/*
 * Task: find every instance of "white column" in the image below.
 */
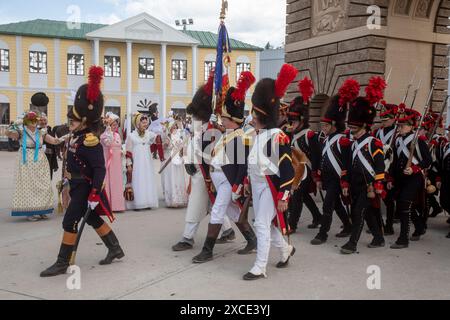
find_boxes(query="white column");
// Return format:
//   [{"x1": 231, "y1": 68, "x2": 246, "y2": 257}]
[
  {"x1": 126, "y1": 41, "x2": 133, "y2": 137},
  {"x1": 192, "y1": 45, "x2": 198, "y2": 96},
  {"x1": 54, "y1": 39, "x2": 61, "y2": 125},
  {"x1": 16, "y1": 36, "x2": 23, "y2": 116},
  {"x1": 94, "y1": 39, "x2": 100, "y2": 66},
  {"x1": 161, "y1": 43, "x2": 167, "y2": 118}
]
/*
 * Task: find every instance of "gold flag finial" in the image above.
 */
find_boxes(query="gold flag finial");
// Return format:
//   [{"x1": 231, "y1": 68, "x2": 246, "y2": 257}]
[{"x1": 220, "y1": 0, "x2": 228, "y2": 21}]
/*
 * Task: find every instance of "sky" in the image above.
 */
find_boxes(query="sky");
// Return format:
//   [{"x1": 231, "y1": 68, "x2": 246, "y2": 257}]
[{"x1": 0, "y1": 0, "x2": 287, "y2": 47}]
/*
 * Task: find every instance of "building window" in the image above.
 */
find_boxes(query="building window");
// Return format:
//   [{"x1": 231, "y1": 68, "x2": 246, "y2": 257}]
[
  {"x1": 171, "y1": 59, "x2": 187, "y2": 80},
  {"x1": 0, "y1": 49, "x2": 10, "y2": 72},
  {"x1": 138, "y1": 57, "x2": 155, "y2": 79},
  {"x1": 204, "y1": 61, "x2": 216, "y2": 81},
  {"x1": 236, "y1": 63, "x2": 251, "y2": 81},
  {"x1": 104, "y1": 56, "x2": 121, "y2": 77},
  {"x1": 67, "y1": 54, "x2": 84, "y2": 76},
  {"x1": 29, "y1": 51, "x2": 47, "y2": 74},
  {"x1": 0, "y1": 103, "x2": 10, "y2": 124},
  {"x1": 104, "y1": 106, "x2": 121, "y2": 121}
]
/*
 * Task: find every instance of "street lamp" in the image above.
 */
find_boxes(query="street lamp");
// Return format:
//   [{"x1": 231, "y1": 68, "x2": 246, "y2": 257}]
[{"x1": 175, "y1": 18, "x2": 194, "y2": 30}]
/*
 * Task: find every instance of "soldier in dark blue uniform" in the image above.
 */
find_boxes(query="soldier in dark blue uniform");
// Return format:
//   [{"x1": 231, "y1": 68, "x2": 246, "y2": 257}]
[
  {"x1": 40, "y1": 66, "x2": 124, "y2": 277},
  {"x1": 372, "y1": 103, "x2": 398, "y2": 235},
  {"x1": 390, "y1": 108, "x2": 432, "y2": 248},
  {"x1": 286, "y1": 83, "x2": 322, "y2": 231},
  {"x1": 436, "y1": 126, "x2": 450, "y2": 237},
  {"x1": 311, "y1": 95, "x2": 353, "y2": 245},
  {"x1": 341, "y1": 96, "x2": 386, "y2": 254}
]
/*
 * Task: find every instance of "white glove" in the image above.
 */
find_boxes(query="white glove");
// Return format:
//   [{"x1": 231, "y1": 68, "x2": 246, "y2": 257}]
[
  {"x1": 209, "y1": 114, "x2": 218, "y2": 123},
  {"x1": 88, "y1": 201, "x2": 99, "y2": 210},
  {"x1": 231, "y1": 184, "x2": 243, "y2": 202}
]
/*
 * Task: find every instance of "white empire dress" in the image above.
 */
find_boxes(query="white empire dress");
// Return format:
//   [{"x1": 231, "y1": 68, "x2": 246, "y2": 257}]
[
  {"x1": 161, "y1": 129, "x2": 188, "y2": 208},
  {"x1": 126, "y1": 129, "x2": 159, "y2": 210}
]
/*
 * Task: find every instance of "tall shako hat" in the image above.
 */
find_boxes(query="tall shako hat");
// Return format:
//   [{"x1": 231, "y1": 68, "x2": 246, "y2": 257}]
[
  {"x1": 288, "y1": 77, "x2": 314, "y2": 127},
  {"x1": 379, "y1": 101, "x2": 398, "y2": 120},
  {"x1": 68, "y1": 66, "x2": 104, "y2": 127},
  {"x1": 422, "y1": 111, "x2": 443, "y2": 130},
  {"x1": 223, "y1": 71, "x2": 256, "y2": 124},
  {"x1": 397, "y1": 104, "x2": 421, "y2": 127},
  {"x1": 348, "y1": 76, "x2": 387, "y2": 128},
  {"x1": 321, "y1": 78, "x2": 360, "y2": 126},
  {"x1": 251, "y1": 64, "x2": 298, "y2": 129},
  {"x1": 186, "y1": 70, "x2": 214, "y2": 122}
]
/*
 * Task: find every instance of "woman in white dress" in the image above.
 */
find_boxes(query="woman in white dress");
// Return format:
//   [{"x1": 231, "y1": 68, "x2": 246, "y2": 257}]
[
  {"x1": 7, "y1": 109, "x2": 67, "y2": 221},
  {"x1": 125, "y1": 113, "x2": 159, "y2": 210},
  {"x1": 161, "y1": 120, "x2": 188, "y2": 208}
]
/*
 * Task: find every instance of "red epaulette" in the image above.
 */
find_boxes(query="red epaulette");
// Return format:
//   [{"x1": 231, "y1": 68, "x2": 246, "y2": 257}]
[
  {"x1": 307, "y1": 130, "x2": 316, "y2": 139},
  {"x1": 339, "y1": 137, "x2": 351, "y2": 147},
  {"x1": 419, "y1": 135, "x2": 427, "y2": 141},
  {"x1": 275, "y1": 132, "x2": 291, "y2": 145}
]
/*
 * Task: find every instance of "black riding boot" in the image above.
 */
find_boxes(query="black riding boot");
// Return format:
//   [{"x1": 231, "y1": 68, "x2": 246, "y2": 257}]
[
  {"x1": 40, "y1": 243, "x2": 73, "y2": 277},
  {"x1": 236, "y1": 222, "x2": 257, "y2": 254},
  {"x1": 192, "y1": 224, "x2": 222, "y2": 263},
  {"x1": 99, "y1": 231, "x2": 125, "y2": 265}
]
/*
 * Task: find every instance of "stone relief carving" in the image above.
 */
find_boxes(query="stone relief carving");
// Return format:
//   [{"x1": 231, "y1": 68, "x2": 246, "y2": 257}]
[
  {"x1": 394, "y1": 0, "x2": 413, "y2": 16},
  {"x1": 312, "y1": 0, "x2": 349, "y2": 36},
  {"x1": 414, "y1": 0, "x2": 433, "y2": 19}
]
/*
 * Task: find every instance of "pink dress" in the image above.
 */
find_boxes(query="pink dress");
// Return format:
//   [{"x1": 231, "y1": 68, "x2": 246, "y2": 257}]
[{"x1": 101, "y1": 129, "x2": 126, "y2": 212}]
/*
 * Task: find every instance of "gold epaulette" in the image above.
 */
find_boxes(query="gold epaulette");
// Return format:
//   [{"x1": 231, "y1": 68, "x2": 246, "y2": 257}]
[{"x1": 83, "y1": 133, "x2": 100, "y2": 147}]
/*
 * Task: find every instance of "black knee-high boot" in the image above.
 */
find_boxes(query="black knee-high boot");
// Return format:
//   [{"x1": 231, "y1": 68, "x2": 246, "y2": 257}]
[
  {"x1": 192, "y1": 224, "x2": 222, "y2": 263},
  {"x1": 98, "y1": 230, "x2": 125, "y2": 265},
  {"x1": 40, "y1": 233, "x2": 74, "y2": 277},
  {"x1": 235, "y1": 222, "x2": 257, "y2": 254}
]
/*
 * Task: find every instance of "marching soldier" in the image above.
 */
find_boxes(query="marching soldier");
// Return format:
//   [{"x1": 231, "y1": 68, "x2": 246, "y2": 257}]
[
  {"x1": 436, "y1": 126, "x2": 450, "y2": 237},
  {"x1": 390, "y1": 108, "x2": 432, "y2": 248},
  {"x1": 192, "y1": 71, "x2": 257, "y2": 263},
  {"x1": 172, "y1": 73, "x2": 235, "y2": 252},
  {"x1": 286, "y1": 78, "x2": 323, "y2": 231},
  {"x1": 311, "y1": 94, "x2": 353, "y2": 245},
  {"x1": 243, "y1": 64, "x2": 297, "y2": 280},
  {"x1": 422, "y1": 112, "x2": 444, "y2": 218},
  {"x1": 372, "y1": 102, "x2": 399, "y2": 235},
  {"x1": 341, "y1": 78, "x2": 387, "y2": 254},
  {"x1": 40, "y1": 66, "x2": 124, "y2": 277}
]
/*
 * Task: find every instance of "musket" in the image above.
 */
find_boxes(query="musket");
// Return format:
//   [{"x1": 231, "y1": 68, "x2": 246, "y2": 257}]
[
  {"x1": 405, "y1": 78, "x2": 437, "y2": 169},
  {"x1": 158, "y1": 135, "x2": 188, "y2": 174},
  {"x1": 402, "y1": 67, "x2": 418, "y2": 104},
  {"x1": 427, "y1": 94, "x2": 449, "y2": 146},
  {"x1": 410, "y1": 78, "x2": 422, "y2": 108}
]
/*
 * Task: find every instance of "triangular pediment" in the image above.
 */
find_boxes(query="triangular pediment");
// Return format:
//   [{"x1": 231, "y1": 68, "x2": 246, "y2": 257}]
[{"x1": 86, "y1": 12, "x2": 199, "y2": 46}]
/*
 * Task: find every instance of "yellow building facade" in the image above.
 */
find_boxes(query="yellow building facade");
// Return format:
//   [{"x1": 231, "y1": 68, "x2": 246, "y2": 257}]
[{"x1": 0, "y1": 13, "x2": 262, "y2": 127}]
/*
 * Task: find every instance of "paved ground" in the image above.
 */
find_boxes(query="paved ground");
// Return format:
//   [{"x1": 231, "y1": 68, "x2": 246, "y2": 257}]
[{"x1": 0, "y1": 151, "x2": 450, "y2": 300}]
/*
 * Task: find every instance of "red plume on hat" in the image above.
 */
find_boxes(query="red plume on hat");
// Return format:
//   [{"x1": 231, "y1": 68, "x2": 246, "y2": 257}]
[
  {"x1": 232, "y1": 71, "x2": 256, "y2": 102},
  {"x1": 203, "y1": 69, "x2": 215, "y2": 97},
  {"x1": 338, "y1": 78, "x2": 360, "y2": 108},
  {"x1": 87, "y1": 66, "x2": 104, "y2": 104},
  {"x1": 275, "y1": 64, "x2": 298, "y2": 98},
  {"x1": 298, "y1": 76, "x2": 314, "y2": 105},
  {"x1": 365, "y1": 76, "x2": 387, "y2": 105}
]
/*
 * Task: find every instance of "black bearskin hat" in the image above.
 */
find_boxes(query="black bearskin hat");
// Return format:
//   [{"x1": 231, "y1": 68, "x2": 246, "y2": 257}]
[
  {"x1": 223, "y1": 71, "x2": 255, "y2": 124},
  {"x1": 251, "y1": 64, "x2": 298, "y2": 129},
  {"x1": 186, "y1": 71, "x2": 214, "y2": 122},
  {"x1": 321, "y1": 95, "x2": 348, "y2": 131},
  {"x1": 348, "y1": 97, "x2": 376, "y2": 128},
  {"x1": 31, "y1": 92, "x2": 49, "y2": 107},
  {"x1": 68, "y1": 66, "x2": 104, "y2": 127}
]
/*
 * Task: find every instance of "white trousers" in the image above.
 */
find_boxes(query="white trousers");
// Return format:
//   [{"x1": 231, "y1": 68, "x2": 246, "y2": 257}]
[
  {"x1": 249, "y1": 174, "x2": 290, "y2": 276},
  {"x1": 210, "y1": 171, "x2": 241, "y2": 225}
]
